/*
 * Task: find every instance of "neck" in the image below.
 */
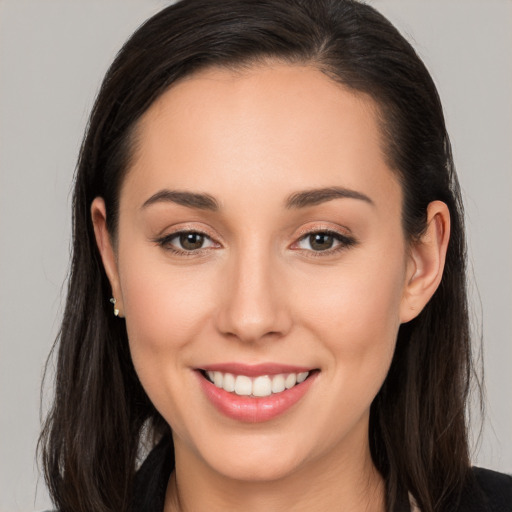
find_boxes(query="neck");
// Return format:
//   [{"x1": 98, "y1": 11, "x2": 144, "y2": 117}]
[{"x1": 164, "y1": 428, "x2": 385, "y2": 512}]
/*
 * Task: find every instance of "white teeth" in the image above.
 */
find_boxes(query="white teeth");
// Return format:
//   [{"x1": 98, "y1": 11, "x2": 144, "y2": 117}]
[
  {"x1": 297, "y1": 371, "x2": 308, "y2": 383},
  {"x1": 234, "y1": 375, "x2": 252, "y2": 396},
  {"x1": 213, "y1": 371, "x2": 223, "y2": 388},
  {"x1": 271, "y1": 374, "x2": 286, "y2": 393},
  {"x1": 223, "y1": 372, "x2": 236, "y2": 392},
  {"x1": 206, "y1": 370, "x2": 310, "y2": 396},
  {"x1": 285, "y1": 373, "x2": 297, "y2": 389},
  {"x1": 252, "y1": 376, "x2": 272, "y2": 397}
]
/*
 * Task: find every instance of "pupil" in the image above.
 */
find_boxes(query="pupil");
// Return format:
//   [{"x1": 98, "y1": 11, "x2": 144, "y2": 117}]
[
  {"x1": 180, "y1": 233, "x2": 204, "y2": 250},
  {"x1": 310, "y1": 233, "x2": 333, "y2": 251}
]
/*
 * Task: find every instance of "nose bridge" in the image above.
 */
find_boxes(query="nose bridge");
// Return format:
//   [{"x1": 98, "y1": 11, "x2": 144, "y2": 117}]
[{"x1": 216, "y1": 239, "x2": 289, "y2": 342}]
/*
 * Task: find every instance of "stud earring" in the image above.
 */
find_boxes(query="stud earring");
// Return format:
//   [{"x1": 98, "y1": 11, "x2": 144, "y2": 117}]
[{"x1": 110, "y1": 297, "x2": 120, "y2": 317}]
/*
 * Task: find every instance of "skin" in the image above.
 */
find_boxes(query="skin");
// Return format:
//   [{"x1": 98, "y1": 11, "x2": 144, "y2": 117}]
[{"x1": 92, "y1": 63, "x2": 450, "y2": 511}]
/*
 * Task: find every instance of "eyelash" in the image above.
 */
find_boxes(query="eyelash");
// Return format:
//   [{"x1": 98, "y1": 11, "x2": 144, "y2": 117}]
[
  {"x1": 153, "y1": 229, "x2": 357, "y2": 257},
  {"x1": 153, "y1": 229, "x2": 218, "y2": 257},
  {"x1": 293, "y1": 229, "x2": 357, "y2": 257}
]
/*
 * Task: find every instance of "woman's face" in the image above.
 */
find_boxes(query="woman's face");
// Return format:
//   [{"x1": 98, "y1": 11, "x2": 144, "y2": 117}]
[{"x1": 97, "y1": 64, "x2": 422, "y2": 481}]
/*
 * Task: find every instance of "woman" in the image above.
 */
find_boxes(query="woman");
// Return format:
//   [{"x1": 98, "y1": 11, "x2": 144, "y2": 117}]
[{"x1": 39, "y1": 0, "x2": 512, "y2": 511}]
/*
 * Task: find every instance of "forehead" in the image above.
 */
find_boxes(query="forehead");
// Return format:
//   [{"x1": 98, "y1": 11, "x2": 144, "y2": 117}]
[
  {"x1": 136, "y1": 63, "x2": 382, "y2": 158},
  {"x1": 123, "y1": 63, "x2": 400, "y2": 215}
]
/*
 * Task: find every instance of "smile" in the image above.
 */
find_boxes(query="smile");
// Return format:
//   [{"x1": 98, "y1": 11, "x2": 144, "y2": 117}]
[
  {"x1": 204, "y1": 370, "x2": 309, "y2": 397},
  {"x1": 196, "y1": 364, "x2": 318, "y2": 422}
]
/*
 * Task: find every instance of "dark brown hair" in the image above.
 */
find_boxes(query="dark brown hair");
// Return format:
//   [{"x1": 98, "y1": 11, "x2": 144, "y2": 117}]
[{"x1": 40, "y1": 1, "x2": 474, "y2": 511}]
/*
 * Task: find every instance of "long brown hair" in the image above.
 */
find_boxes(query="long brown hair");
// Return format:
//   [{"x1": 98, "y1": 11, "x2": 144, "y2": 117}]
[{"x1": 40, "y1": 1, "x2": 475, "y2": 510}]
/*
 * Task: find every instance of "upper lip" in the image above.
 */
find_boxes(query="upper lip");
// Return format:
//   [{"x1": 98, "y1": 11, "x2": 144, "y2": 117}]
[{"x1": 197, "y1": 362, "x2": 314, "y2": 377}]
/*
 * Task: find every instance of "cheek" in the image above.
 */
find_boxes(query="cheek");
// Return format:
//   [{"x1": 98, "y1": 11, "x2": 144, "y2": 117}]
[
  {"x1": 117, "y1": 244, "x2": 217, "y2": 377},
  {"x1": 300, "y1": 249, "x2": 405, "y2": 335},
  {"x1": 117, "y1": 252, "x2": 221, "y2": 435},
  {"x1": 297, "y1": 248, "x2": 405, "y2": 385}
]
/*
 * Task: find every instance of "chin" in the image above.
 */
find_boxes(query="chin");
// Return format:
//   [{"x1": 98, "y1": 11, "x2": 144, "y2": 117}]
[
  {"x1": 197, "y1": 433, "x2": 310, "y2": 482},
  {"x1": 212, "y1": 455, "x2": 303, "y2": 483}
]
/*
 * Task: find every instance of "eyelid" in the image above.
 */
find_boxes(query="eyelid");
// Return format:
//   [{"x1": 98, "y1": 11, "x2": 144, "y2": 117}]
[
  {"x1": 291, "y1": 221, "x2": 355, "y2": 245},
  {"x1": 290, "y1": 225, "x2": 357, "y2": 255},
  {"x1": 152, "y1": 225, "x2": 223, "y2": 255},
  {"x1": 154, "y1": 220, "x2": 225, "y2": 243},
  {"x1": 294, "y1": 223, "x2": 352, "y2": 239}
]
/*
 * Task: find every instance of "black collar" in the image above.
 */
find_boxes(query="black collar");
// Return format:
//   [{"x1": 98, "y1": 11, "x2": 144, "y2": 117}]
[{"x1": 132, "y1": 435, "x2": 174, "y2": 512}]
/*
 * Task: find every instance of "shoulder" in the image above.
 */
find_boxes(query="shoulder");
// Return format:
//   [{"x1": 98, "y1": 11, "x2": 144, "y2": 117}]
[{"x1": 471, "y1": 467, "x2": 512, "y2": 512}]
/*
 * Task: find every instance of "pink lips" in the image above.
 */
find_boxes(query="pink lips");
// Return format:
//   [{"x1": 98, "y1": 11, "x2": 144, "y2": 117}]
[{"x1": 196, "y1": 363, "x2": 317, "y2": 423}]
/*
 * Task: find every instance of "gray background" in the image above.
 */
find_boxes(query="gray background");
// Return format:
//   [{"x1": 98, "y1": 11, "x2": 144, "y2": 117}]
[{"x1": 0, "y1": 1, "x2": 510, "y2": 510}]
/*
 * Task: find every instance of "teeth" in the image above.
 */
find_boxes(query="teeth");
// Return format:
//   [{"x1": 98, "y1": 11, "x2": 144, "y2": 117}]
[
  {"x1": 253, "y1": 376, "x2": 272, "y2": 397},
  {"x1": 271, "y1": 374, "x2": 285, "y2": 393},
  {"x1": 205, "y1": 370, "x2": 310, "y2": 396},
  {"x1": 223, "y1": 372, "x2": 236, "y2": 392},
  {"x1": 234, "y1": 375, "x2": 252, "y2": 395},
  {"x1": 285, "y1": 373, "x2": 296, "y2": 389},
  {"x1": 213, "y1": 371, "x2": 223, "y2": 388},
  {"x1": 297, "y1": 372, "x2": 308, "y2": 383}
]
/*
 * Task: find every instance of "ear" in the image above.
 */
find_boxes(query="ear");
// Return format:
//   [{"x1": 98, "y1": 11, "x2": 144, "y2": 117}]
[
  {"x1": 400, "y1": 200, "x2": 450, "y2": 323},
  {"x1": 91, "y1": 197, "x2": 124, "y2": 317}
]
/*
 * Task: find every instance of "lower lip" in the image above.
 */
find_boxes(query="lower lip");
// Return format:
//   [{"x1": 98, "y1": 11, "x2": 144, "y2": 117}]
[{"x1": 196, "y1": 371, "x2": 318, "y2": 423}]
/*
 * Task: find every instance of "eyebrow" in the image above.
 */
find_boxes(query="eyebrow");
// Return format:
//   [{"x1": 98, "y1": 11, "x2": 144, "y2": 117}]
[
  {"x1": 141, "y1": 189, "x2": 219, "y2": 211},
  {"x1": 285, "y1": 186, "x2": 374, "y2": 209},
  {"x1": 141, "y1": 186, "x2": 373, "y2": 212}
]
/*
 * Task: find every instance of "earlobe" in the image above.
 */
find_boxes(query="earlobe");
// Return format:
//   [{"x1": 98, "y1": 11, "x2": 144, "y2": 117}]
[
  {"x1": 91, "y1": 197, "x2": 124, "y2": 317},
  {"x1": 400, "y1": 200, "x2": 450, "y2": 323}
]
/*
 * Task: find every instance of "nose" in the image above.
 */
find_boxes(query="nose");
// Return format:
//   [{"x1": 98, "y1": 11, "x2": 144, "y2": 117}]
[{"x1": 215, "y1": 245, "x2": 292, "y2": 343}]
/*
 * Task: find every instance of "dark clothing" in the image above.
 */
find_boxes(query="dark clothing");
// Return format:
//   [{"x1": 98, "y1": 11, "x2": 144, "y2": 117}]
[
  {"x1": 469, "y1": 468, "x2": 512, "y2": 512},
  {"x1": 132, "y1": 435, "x2": 175, "y2": 512},
  {"x1": 132, "y1": 436, "x2": 512, "y2": 511}
]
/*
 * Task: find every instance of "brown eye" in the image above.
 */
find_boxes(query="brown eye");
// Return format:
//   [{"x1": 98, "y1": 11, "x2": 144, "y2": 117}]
[
  {"x1": 156, "y1": 230, "x2": 217, "y2": 253},
  {"x1": 179, "y1": 232, "x2": 205, "y2": 250},
  {"x1": 309, "y1": 233, "x2": 334, "y2": 251},
  {"x1": 294, "y1": 230, "x2": 356, "y2": 254}
]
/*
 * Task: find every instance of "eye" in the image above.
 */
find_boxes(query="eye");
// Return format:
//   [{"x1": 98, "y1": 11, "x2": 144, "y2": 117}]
[
  {"x1": 176, "y1": 232, "x2": 209, "y2": 251},
  {"x1": 156, "y1": 230, "x2": 218, "y2": 253},
  {"x1": 294, "y1": 230, "x2": 356, "y2": 253}
]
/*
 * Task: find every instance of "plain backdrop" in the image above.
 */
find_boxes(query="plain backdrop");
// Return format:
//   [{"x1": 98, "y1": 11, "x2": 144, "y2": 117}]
[{"x1": 0, "y1": 1, "x2": 510, "y2": 510}]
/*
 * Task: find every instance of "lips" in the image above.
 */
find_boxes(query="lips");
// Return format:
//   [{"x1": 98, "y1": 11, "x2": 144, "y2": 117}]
[{"x1": 196, "y1": 363, "x2": 318, "y2": 422}]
